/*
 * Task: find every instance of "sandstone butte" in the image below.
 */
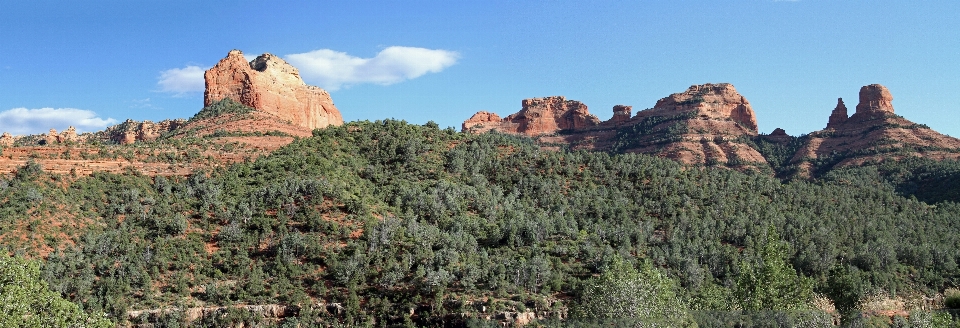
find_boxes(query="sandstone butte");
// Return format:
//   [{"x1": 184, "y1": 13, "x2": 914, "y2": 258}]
[
  {"x1": 463, "y1": 83, "x2": 768, "y2": 168},
  {"x1": 0, "y1": 49, "x2": 346, "y2": 177},
  {"x1": 790, "y1": 84, "x2": 960, "y2": 173},
  {"x1": 204, "y1": 49, "x2": 343, "y2": 130}
]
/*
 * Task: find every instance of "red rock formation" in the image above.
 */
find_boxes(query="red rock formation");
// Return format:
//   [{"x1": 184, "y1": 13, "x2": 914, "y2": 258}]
[
  {"x1": 204, "y1": 50, "x2": 343, "y2": 130},
  {"x1": 44, "y1": 129, "x2": 58, "y2": 145},
  {"x1": 462, "y1": 96, "x2": 600, "y2": 136},
  {"x1": 0, "y1": 132, "x2": 12, "y2": 146},
  {"x1": 98, "y1": 119, "x2": 186, "y2": 145},
  {"x1": 854, "y1": 84, "x2": 894, "y2": 115},
  {"x1": 623, "y1": 84, "x2": 766, "y2": 166},
  {"x1": 461, "y1": 111, "x2": 503, "y2": 133},
  {"x1": 827, "y1": 98, "x2": 848, "y2": 129},
  {"x1": 610, "y1": 105, "x2": 632, "y2": 124},
  {"x1": 762, "y1": 128, "x2": 793, "y2": 144},
  {"x1": 463, "y1": 84, "x2": 768, "y2": 170},
  {"x1": 642, "y1": 83, "x2": 758, "y2": 132},
  {"x1": 57, "y1": 126, "x2": 79, "y2": 143},
  {"x1": 790, "y1": 84, "x2": 960, "y2": 175}
]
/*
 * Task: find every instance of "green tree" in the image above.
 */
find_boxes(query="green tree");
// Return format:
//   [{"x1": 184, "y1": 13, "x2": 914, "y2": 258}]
[
  {"x1": 824, "y1": 264, "x2": 869, "y2": 326},
  {"x1": 573, "y1": 256, "x2": 698, "y2": 327},
  {"x1": 735, "y1": 228, "x2": 814, "y2": 311},
  {"x1": 0, "y1": 254, "x2": 112, "y2": 328}
]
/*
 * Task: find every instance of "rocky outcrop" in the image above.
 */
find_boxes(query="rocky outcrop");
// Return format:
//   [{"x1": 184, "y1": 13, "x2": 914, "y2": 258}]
[
  {"x1": 204, "y1": 50, "x2": 343, "y2": 130},
  {"x1": 641, "y1": 83, "x2": 758, "y2": 132},
  {"x1": 44, "y1": 129, "x2": 59, "y2": 145},
  {"x1": 59, "y1": 126, "x2": 79, "y2": 143},
  {"x1": 0, "y1": 132, "x2": 15, "y2": 146},
  {"x1": 610, "y1": 105, "x2": 632, "y2": 124},
  {"x1": 827, "y1": 98, "x2": 848, "y2": 129},
  {"x1": 97, "y1": 119, "x2": 185, "y2": 145},
  {"x1": 37, "y1": 128, "x2": 81, "y2": 145},
  {"x1": 462, "y1": 111, "x2": 503, "y2": 133},
  {"x1": 462, "y1": 96, "x2": 600, "y2": 136},
  {"x1": 762, "y1": 128, "x2": 794, "y2": 145},
  {"x1": 463, "y1": 83, "x2": 768, "y2": 169},
  {"x1": 790, "y1": 84, "x2": 960, "y2": 175},
  {"x1": 855, "y1": 84, "x2": 894, "y2": 115}
]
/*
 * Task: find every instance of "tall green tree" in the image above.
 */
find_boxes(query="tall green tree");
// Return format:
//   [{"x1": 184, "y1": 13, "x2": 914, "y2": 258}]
[
  {"x1": 1, "y1": 254, "x2": 112, "y2": 328},
  {"x1": 735, "y1": 228, "x2": 814, "y2": 311}
]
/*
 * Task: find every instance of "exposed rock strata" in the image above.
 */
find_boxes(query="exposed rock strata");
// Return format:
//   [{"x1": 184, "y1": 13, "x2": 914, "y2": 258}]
[
  {"x1": 790, "y1": 84, "x2": 960, "y2": 175},
  {"x1": 642, "y1": 83, "x2": 758, "y2": 132},
  {"x1": 609, "y1": 105, "x2": 632, "y2": 124},
  {"x1": 463, "y1": 96, "x2": 600, "y2": 136},
  {"x1": 96, "y1": 119, "x2": 186, "y2": 145},
  {"x1": 461, "y1": 111, "x2": 503, "y2": 134},
  {"x1": 204, "y1": 50, "x2": 343, "y2": 130},
  {"x1": 463, "y1": 83, "x2": 766, "y2": 168},
  {"x1": 855, "y1": 84, "x2": 895, "y2": 114}
]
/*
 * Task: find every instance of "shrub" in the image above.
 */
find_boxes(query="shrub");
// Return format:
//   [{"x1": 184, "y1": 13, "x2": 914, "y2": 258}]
[
  {"x1": 190, "y1": 98, "x2": 254, "y2": 121},
  {"x1": 945, "y1": 289, "x2": 960, "y2": 309}
]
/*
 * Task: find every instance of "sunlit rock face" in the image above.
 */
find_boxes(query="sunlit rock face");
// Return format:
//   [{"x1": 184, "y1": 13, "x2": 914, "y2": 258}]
[{"x1": 204, "y1": 50, "x2": 343, "y2": 130}]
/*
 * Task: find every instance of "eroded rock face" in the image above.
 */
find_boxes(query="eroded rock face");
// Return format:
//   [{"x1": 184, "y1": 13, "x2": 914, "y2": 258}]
[
  {"x1": 462, "y1": 96, "x2": 600, "y2": 135},
  {"x1": 98, "y1": 119, "x2": 186, "y2": 145},
  {"x1": 461, "y1": 111, "x2": 503, "y2": 133},
  {"x1": 789, "y1": 84, "x2": 960, "y2": 175},
  {"x1": 610, "y1": 105, "x2": 632, "y2": 123},
  {"x1": 204, "y1": 50, "x2": 343, "y2": 130},
  {"x1": 57, "y1": 126, "x2": 80, "y2": 143},
  {"x1": 827, "y1": 98, "x2": 848, "y2": 129},
  {"x1": 460, "y1": 83, "x2": 768, "y2": 169},
  {"x1": 0, "y1": 132, "x2": 13, "y2": 146},
  {"x1": 646, "y1": 83, "x2": 758, "y2": 132},
  {"x1": 44, "y1": 129, "x2": 59, "y2": 145},
  {"x1": 855, "y1": 84, "x2": 894, "y2": 115}
]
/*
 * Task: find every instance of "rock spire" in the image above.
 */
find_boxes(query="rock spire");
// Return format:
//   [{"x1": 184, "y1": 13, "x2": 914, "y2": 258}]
[{"x1": 827, "y1": 98, "x2": 848, "y2": 129}]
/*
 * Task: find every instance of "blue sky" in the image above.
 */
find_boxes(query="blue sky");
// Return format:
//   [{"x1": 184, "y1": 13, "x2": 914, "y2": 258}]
[{"x1": 2, "y1": 1, "x2": 959, "y2": 137}]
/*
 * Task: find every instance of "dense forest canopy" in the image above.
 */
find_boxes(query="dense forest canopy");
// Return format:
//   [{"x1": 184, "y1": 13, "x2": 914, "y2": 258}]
[{"x1": 2, "y1": 119, "x2": 960, "y2": 327}]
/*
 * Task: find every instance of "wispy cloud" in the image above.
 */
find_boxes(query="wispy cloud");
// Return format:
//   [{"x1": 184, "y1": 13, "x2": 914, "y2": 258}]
[
  {"x1": 157, "y1": 65, "x2": 206, "y2": 95},
  {"x1": 285, "y1": 46, "x2": 460, "y2": 90},
  {"x1": 128, "y1": 98, "x2": 160, "y2": 110},
  {"x1": 156, "y1": 46, "x2": 459, "y2": 94},
  {"x1": 0, "y1": 107, "x2": 117, "y2": 135}
]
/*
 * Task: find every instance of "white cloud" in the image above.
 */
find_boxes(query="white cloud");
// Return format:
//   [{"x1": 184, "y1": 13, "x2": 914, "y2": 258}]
[
  {"x1": 155, "y1": 46, "x2": 459, "y2": 94},
  {"x1": 0, "y1": 108, "x2": 117, "y2": 135},
  {"x1": 128, "y1": 98, "x2": 159, "y2": 110},
  {"x1": 285, "y1": 46, "x2": 460, "y2": 90},
  {"x1": 157, "y1": 65, "x2": 206, "y2": 95}
]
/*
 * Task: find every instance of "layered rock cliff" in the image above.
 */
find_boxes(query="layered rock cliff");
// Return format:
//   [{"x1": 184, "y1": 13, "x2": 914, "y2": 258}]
[
  {"x1": 790, "y1": 84, "x2": 960, "y2": 175},
  {"x1": 95, "y1": 119, "x2": 186, "y2": 145},
  {"x1": 204, "y1": 50, "x2": 343, "y2": 130},
  {"x1": 641, "y1": 83, "x2": 758, "y2": 132},
  {"x1": 462, "y1": 96, "x2": 600, "y2": 135},
  {"x1": 462, "y1": 83, "x2": 767, "y2": 169}
]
